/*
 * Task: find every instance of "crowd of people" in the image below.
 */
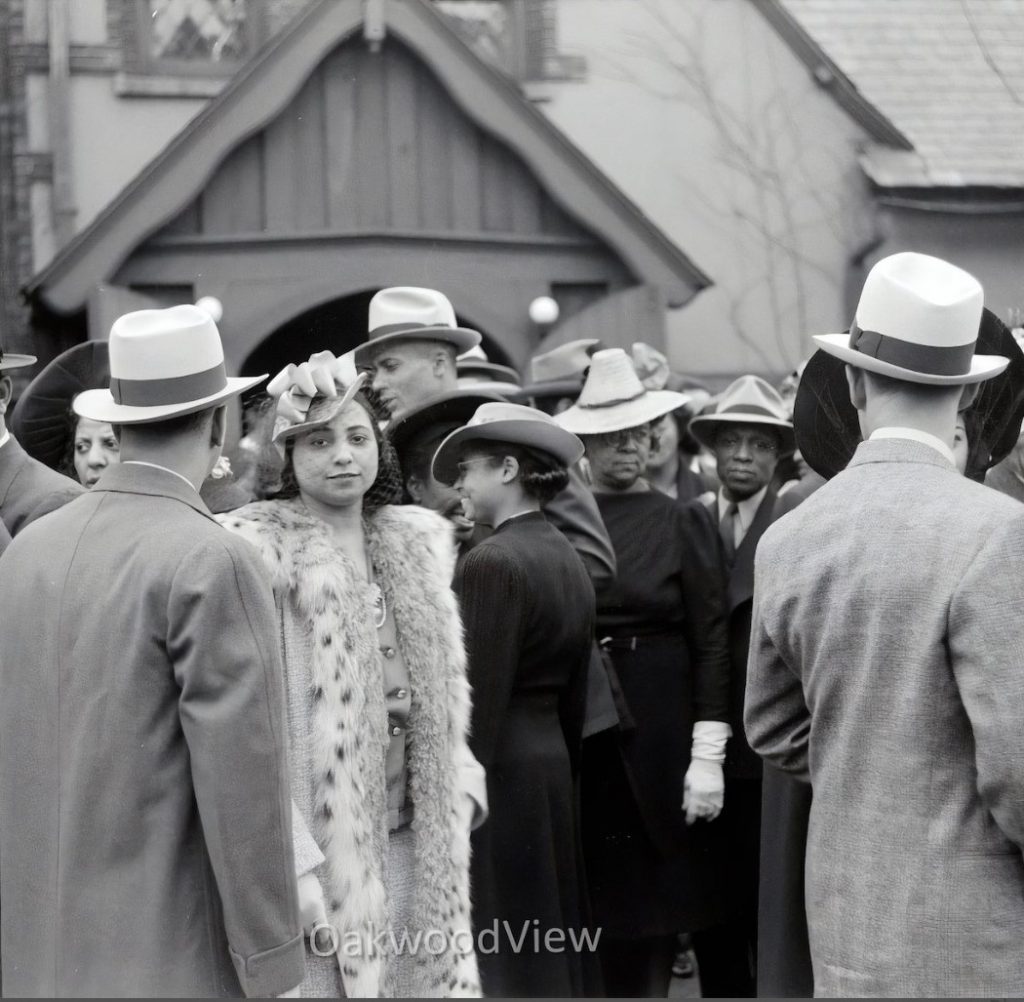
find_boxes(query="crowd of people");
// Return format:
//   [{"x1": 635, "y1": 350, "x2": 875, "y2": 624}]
[{"x1": 0, "y1": 253, "x2": 1023, "y2": 998}]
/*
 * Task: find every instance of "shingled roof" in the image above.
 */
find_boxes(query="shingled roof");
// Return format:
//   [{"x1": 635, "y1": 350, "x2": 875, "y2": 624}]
[{"x1": 774, "y1": 0, "x2": 1024, "y2": 189}]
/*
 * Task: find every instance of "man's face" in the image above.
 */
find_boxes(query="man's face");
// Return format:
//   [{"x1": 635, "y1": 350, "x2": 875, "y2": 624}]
[
  {"x1": 407, "y1": 469, "x2": 475, "y2": 543},
  {"x1": 713, "y1": 423, "x2": 780, "y2": 501},
  {"x1": 367, "y1": 341, "x2": 454, "y2": 417}
]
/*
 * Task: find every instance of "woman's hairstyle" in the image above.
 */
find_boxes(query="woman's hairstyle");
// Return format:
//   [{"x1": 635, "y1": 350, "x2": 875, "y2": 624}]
[
  {"x1": 57, "y1": 406, "x2": 80, "y2": 481},
  {"x1": 270, "y1": 389, "x2": 404, "y2": 512},
  {"x1": 464, "y1": 441, "x2": 570, "y2": 504}
]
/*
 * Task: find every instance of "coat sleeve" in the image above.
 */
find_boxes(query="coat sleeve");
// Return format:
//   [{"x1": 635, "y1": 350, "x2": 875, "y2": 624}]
[
  {"x1": 168, "y1": 536, "x2": 304, "y2": 998},
  {"x1": 453, "y1": 544, "x2": 527, "y2": 771},
  {"x1": 743, "y1": 552, "x2": 811, "y2": 781},
  {"x1": 948, "y1": 512, "x2": 1024, "y2": 850},
  {"x1": 679, "y1": 501, "x2": 731, "y2": 722},
  {"x1": 544, "y1": 465, "x2": 617, "y2": 591},
  {"x1": 0, "y1": 517, "x2": 10, "y2": 557}
]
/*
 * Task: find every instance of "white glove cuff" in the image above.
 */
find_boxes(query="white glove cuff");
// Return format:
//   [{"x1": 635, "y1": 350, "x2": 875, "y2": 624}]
[{"x1": 691, "y1": 719, "x2": 732, "y2": 763}]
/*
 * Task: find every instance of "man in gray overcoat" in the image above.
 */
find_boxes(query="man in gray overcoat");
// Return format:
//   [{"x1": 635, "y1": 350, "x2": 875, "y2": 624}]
[
  {"x1": 745, "y1": 252, "x2": 1024, "y2": 997},
  {"x1": 0, "y1": 306, "x2": 305, "y2": 997}
]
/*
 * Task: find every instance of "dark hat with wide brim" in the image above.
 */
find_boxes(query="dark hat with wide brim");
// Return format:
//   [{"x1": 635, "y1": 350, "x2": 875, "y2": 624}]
[
  {"x1": 387, "y1": 389, "x2": 506, "y2": 457},
  {"x1": 11, "y1": 341, "x2": 110, "y2": 469},
  {"x1": 795, "y1": 307, "x2": 1024, "y2": 481},
  {"x1": 432, "y1": 402, "x2": 584, "y2": 486}
]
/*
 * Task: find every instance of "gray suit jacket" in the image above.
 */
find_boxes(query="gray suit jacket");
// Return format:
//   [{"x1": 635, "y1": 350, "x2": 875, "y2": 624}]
[
  {"x1": 0, "y1": 433, "x2": 83, "y2": 535},
  {"x1": 745, "y1": 439, "x2": 1024, "y2": 997},
  {"x1": 0, "y1": 464, "x2": 303, "y2": 997}
]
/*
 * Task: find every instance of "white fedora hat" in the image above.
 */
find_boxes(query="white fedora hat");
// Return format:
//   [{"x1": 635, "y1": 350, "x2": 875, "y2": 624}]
[
  {"x1": 432, "y1": 401, "x2": 584, "y2": 485},
  {"x1": 74, "y1": 305, "x2": 266, "y2": 425},
  {"x1": 689, "y1": 375, "x2": 795, "y2": 452},
  {"x1": 553, "y1": 348, "x2": 689, "y2": 435},
  {"x1": 814, "y1": 252, "x2": 1008, "y2": 386},
  {"x1": 353, "y1": 287, "x2": 481, "y2": 367}
]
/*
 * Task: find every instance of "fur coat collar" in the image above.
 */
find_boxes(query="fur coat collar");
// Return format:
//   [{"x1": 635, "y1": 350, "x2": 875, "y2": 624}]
[{"x1": 221, "y1": 499, "x2": 480, "y2": 997}]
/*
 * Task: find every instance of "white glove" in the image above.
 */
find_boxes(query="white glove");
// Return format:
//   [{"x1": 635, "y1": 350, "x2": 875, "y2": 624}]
[
  {"x1": 682, "y1": 719, "x2": 731, "y2": 825},
  {"x1": 683, "y1": 758, "x2": 724, "y2": 824}
]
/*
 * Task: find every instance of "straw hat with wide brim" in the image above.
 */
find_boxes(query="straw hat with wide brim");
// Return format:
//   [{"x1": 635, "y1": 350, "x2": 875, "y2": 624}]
[
  {"x1": 353, "y1": 287, "x2": 481, "y2": 368},
  {"x1": 432, "y1": 401, "x2": 584, "y2": 485},
  {"x1": 689, "y1": 374, "x2": 795, "y2": 453},
  {"x1": 11, "y1": 341, "x2": 110, "y2": 469},
  {"x1": 814, "y1": 251, "x2": 1008, "y2": 387},
  {"x1": 273, "y1": 372, "x2": 371, "y2": 445},
  {"x1": 0, "y1": 348, "x2": 36, "y2": 372},
  {"x1": 553, "y1": 348, "x2": 689, "y2": 436},
  {"x1": 74, "y1": 305, "x2": 266, "y2": 425},
  {"x1": 796, "y1": 307, "x2": 1024, "y2": 482}
]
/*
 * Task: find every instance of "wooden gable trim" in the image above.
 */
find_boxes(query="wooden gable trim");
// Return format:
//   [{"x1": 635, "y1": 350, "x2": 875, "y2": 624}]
[
  {"x1": 28, "y1": 0, "x2": 708, "y2": 314},
  {"x1": 753, "y1": 0, "x2": 914, "y2": 153}
]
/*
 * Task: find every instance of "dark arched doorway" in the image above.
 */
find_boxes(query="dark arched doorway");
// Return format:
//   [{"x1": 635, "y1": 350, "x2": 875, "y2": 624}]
[{"x1": 240, "y1": 289, "x2": 513, "y2": 379}]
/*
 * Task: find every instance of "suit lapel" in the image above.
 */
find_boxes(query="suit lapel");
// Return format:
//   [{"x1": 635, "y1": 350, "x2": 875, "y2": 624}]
[
  {"x1": 727, "y1": 486, "x2": 779, "y2": 613},
  {"x1": 0, "y1": 436, "x2": 28, "y2": 506}
]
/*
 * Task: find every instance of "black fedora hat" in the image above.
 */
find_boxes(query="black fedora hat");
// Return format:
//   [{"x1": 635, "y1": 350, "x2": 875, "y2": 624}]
[
  {"x1": 11, "y1": 341, "x2": 110, "y2": 470},
  {"x1": 387, "y1": 389, "x2": 506, "y2": 458},
  {"x1": 795, "y1": 308, "x2": 1024, "y2": 483}
]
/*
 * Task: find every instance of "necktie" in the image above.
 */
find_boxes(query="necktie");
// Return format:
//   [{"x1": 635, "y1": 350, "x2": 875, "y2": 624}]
[{"x1": 720, "y1": 502, "x2": 739, "y2": 562}]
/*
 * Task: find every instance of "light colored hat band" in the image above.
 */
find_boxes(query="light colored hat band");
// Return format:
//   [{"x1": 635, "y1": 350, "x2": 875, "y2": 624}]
[
  {"x1": 850, "y1": 322, "x2": 975, "y2": 377},
  {"x1": 110, "y1": 360, "x2": 227, "y2": 407},
  {"x1": 577, "y1": 386, "x2": 646, "y2": 410}
]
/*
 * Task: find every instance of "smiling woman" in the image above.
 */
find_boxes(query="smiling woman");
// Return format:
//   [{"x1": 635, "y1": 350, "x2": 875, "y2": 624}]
[{"x1": 219, "y1": 375, "x2": 485, "y2": 998}]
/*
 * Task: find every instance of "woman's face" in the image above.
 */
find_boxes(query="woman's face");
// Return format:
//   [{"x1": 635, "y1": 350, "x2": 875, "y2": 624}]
[
  {"x1": 292, "y1": 401, "x2": 379, "y2": 510},
  {"x1": 646, "y1": 413, "x2": 679, "y2": 471},
  {"x1": 74, "y1": 417, "x2": 120, "y2": 487},
  {"x1": 953, "y1": 414, "x2": 969, "y2": 475},
  {"x1": 453, "y1": 449, "x2": 506, "y2": 527},
  {"x1": 584, "y1": 423, "x2": 652, "y2": 491}
]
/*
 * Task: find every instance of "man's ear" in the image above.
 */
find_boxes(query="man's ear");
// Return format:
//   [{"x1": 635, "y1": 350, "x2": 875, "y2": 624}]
[
  {"x1": 406, "y1": 473, "x2": 425, "y2": 503},
  {"x1": 845, "y1": 365, "x2": 867, "y2": 411},
  {"x1": 501, "y1": 455, "x2": 519, "y2": 484},
  {"x1": 957, "y1": 382, "x2": 981, "y2": 412},
  {"x1": 0, "y1": 375, "x2": 12, "y2": 417},
  {"x1": 210, "y1": 405, "x2": 227, "y2": 450}
]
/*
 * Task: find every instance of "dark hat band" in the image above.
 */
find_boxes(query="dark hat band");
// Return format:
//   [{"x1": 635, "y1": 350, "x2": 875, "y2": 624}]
[
  {"x1": 850, "y1": 322, "x2": 976, "y2": 377},
  {"x1": 110, "y1": 361, "x2": 227, "y2": 407},
  {"x1": 577, "y1": 386, "x2": 647, "y2": 410},
  {"x1": 716, "y1": 402, "x2": 783, "y2": 420}
]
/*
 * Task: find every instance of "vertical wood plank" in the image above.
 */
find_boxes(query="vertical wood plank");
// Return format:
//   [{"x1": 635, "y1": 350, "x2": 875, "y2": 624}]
[
  {"x1": 201, "y1": 135, "x2": 264, "y2": 234},
  {"x1": 416, "y1": 58, "x2": 452, "y2": 231},
  {"x1": 507, "y1": 150, "x2": 542, "y2": 234},
  {"x1": 480, "y1": 134, "x2": 513, "y2": 232},
  {"x1": 385, "y1": 42, "x2": 419, "y2": 230},
  {"x1": 292, "y1": 68, "x2": 327, "y2": 231},
  {"x1": 324, "y1": 44, "x2": 358, "y2": 229},
  {"x1": 448, "y1": 95, "x2": 481, "y2": 233},
  {"x1": 263, "y1": 88, "x2": 298, "y2": 232},
  {"x1": 353, "y1": 45, "x2": 388, "y2": 229}
]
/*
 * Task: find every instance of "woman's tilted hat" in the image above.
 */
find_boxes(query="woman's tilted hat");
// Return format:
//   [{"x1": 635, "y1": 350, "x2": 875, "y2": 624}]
[
  {"x1": 74, "y1": 305, "x2": 266, "y2": 425},
  {"x1": 353, "y1": 287, "x2": 482, "y2": 367},
  {"x1": 552, "y1": 348, "x2": 690, "y2": 435},
  {"x1": 11, "y1": 341, "x2": 110, "y2": 469},
  {"x1": 814, "y1": 252, "x2": 1008, "y2": 386},
  {"x1": 273, "y1": 372, "x2": 370, "y2": 445},
  {"x1": 796, "y1": 308, "x2": 1024, "y2": 482},
  {"x1": 432, "y1": 402, "x2": 584, "y2": 485},
  {"x1": 689, "y1": 375, "x2": 795, "y2": 453}
]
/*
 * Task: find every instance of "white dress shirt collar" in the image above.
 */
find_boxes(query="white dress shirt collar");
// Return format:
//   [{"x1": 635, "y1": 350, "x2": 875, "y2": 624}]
[
  {"x1": 869, "y1": 427, "x2": 956, "y2": 467},
  {"x1": 0, "y1": 429, "x2": 9, "y2": 451},
  {"x1": 121, "y1": 460, "x2": 199, "y2": 492},
  {"x1": 717, "y1": 485, "x2": 768, "y2": 548}
]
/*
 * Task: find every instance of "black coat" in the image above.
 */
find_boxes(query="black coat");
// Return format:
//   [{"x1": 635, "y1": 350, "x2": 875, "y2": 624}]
[{"x1": 454, "y1": 512, "x2": 596, "y2": 997}]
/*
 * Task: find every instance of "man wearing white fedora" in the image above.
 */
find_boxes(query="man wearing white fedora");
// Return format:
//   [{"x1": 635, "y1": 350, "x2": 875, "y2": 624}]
[
  {"x1": 745, "y1": 252, "x2": 1024, "y2": 997},
  {"x1": 0, "y1": 342, "x2": 83, "y2": 536},
  {"x1": 0, "y1": 306, "x2": 305, "y2": 997}
]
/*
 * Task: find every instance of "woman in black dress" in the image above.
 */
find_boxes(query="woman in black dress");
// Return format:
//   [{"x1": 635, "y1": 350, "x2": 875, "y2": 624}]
[
  {"x1": 556, "y1": 349, "x2": 732, "y2": 997},
  {"x1": 432, "y1": 402, "x2": 599, "y2": 998}
]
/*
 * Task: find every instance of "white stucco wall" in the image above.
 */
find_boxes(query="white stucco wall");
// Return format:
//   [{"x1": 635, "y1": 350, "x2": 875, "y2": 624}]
[{"x1": 540, "y1": 0, "x2": 877, "y2": 384}]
